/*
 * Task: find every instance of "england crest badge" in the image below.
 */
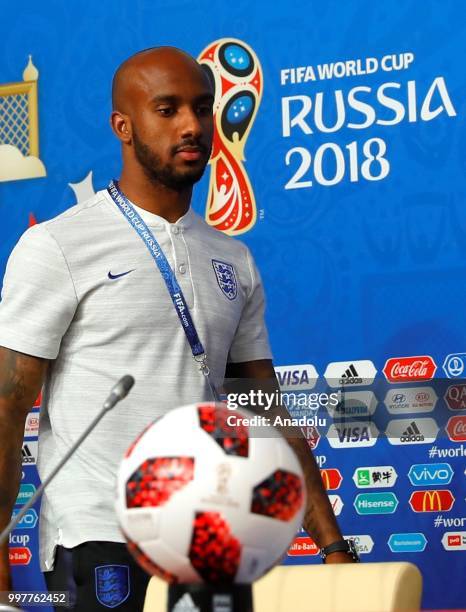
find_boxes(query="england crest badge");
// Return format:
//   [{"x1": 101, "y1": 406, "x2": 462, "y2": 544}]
[
  {"x1": 95, "y1": 565, "x2": 130, "y2": 608},
  {"x1": 212, "y1": 259, "x2": 237, "y2": 300}
]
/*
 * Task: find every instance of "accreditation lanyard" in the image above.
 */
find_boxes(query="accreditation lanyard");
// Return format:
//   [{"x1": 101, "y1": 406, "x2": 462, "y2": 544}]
[{"x1": 107, "y1": 180, "x2": 219, "y2": 401}]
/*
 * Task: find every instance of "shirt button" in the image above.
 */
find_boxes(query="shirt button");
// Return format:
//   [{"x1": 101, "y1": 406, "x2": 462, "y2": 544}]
[
  {"x1": 172, "y1": 226, "x2": 179, "y2": 235},
  {"x1": 178, "y1": 263, "x2": 186, "y2": 274}
]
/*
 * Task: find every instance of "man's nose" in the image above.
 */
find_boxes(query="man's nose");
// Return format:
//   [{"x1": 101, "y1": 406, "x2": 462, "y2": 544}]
[{"x1": 179, "y1": 107, "x2": 203, "y2": 139}]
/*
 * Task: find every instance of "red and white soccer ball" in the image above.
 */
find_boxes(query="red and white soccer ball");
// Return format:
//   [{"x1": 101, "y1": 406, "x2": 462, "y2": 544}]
[{"x1": 115, "y1": 402, "x2": 305, "y2": 584}]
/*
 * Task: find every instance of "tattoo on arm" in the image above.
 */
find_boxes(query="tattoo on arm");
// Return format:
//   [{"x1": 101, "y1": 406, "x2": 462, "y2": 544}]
[{"x1": 0, "y1": 348, "x2": 46, "y2": 408}]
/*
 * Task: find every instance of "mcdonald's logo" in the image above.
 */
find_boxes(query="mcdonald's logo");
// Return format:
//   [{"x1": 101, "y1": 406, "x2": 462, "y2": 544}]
[
  {"x1": 320, "y1": 468, "x2": 343, "y2": 490},
  {"x1": 409, "y1": 489, "x2": 455, "y2": 512}
]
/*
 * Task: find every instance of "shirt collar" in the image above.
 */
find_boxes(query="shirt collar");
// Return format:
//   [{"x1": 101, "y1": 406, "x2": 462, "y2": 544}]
[{"x1": 132, "y1": 203, "x2": 195, "y2": 230}]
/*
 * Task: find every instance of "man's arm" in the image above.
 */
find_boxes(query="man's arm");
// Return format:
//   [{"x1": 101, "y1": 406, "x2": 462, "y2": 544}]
[
  {"x1": 0, "y1": 347, "x2": 48, "y2": 588},
  {"x1": 225, "y1": 358, "x2": 354, "y2": 563}
]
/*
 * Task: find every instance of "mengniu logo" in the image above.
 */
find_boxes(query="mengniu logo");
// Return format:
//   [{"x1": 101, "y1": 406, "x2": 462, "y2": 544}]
[
  {"x1": 320, "y1": 468, "x2": 343, "y2": 490},
  {"x1": 446, "y1": 416, "x2": 466, "y2": 442},
  {"x1": 444, "y1": 384, "x2": 466, "y2": 410},
  {"x1": 383, "y1": 355, "x2": 437, "y2": 383},
  {"x1": 354, "y1": 492, "x2": 398, "y2": 515},
  {"x1": 287, "y1": 535, "x2": 319, "y2": 556},
  {"x1": 408, "y1": 463, "x2": 454, "y2": 486},
  {"x1": 198, "y1": 39, "x2": 262, "y2": 235},
  {"x1": 352, "y1": 466, "x2": 398, "y2": 488},
  {"x1": 388, "y1": 533, "x2": 427, "y2": 553},
  {"x1": 409, "y1": 490, "x2": 455, "y2": 512},
  {"x1": 9, "y1": 547, "x2": 32, "y2": 565}
]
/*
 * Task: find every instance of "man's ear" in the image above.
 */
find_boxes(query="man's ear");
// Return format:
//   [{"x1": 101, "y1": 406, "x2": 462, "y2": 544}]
[{"x1": 110, "y1": 111, "x2": 132, "y2": 144}]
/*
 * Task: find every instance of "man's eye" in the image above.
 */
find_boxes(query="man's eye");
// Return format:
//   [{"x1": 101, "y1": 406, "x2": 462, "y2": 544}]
[
  {"x1": 197, "y1": 105, "x2": 213, "y2": 116},
  {"x1": 157, "y1": 107, "x2": 174, "y2": 117}
]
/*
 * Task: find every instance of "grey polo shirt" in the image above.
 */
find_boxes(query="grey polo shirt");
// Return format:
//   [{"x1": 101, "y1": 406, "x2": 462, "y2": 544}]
[{"x1": 0, "y1": 189, "x2": 272, "y2": 570}]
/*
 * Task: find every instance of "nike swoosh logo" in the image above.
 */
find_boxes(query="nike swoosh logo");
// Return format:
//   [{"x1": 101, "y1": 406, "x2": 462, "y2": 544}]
[{"x1": 108, "y1": 269, "x2": 135, "y2": 280}]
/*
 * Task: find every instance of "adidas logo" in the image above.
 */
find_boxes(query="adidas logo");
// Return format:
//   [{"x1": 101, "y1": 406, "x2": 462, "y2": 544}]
[
  {"x1": 339, "y1": 364, "x2": 362, "y2": 386},
  {"x1": 173, "y1": 593, "x2": 200, "y2": 612},
  {"x1": 21, "y1": 443, "x2": 36, "y2": 465},
  {"x1": 400, "y1": 421, "x2": 424, "y2": 443}
]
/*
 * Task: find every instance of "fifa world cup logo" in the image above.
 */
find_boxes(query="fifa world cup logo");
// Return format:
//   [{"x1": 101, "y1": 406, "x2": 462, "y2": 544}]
[{"x1": 198, "y1": 39, "x2": 263, "y2": 235}]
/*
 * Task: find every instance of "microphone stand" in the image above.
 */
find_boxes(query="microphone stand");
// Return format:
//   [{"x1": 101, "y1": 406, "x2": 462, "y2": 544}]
[{"x1": 0, "y1": 375, "x2": 135, "y2": 547}]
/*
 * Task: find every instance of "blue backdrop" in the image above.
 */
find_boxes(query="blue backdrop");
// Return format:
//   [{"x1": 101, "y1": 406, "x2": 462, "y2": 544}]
[{"x1": 1, "y1": 1, "x2": 465, "y2": 609}]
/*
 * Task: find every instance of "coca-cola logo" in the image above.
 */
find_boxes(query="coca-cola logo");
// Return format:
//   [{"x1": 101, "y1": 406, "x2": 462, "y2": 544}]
[
  {"x1": 383, "y1": 356, "x2": 437, "y2": 383},
  {"x1": 446, "y1": 416, "x2": 466, "y2": 442}
]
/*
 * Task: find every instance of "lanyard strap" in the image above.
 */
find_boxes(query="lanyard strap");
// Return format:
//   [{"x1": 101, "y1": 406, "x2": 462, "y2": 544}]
[{"x1": 107, "y1": 180, "x2": 219, "y2": 399}]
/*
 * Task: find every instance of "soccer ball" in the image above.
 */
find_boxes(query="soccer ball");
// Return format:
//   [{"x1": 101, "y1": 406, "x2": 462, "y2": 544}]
[{"x1": 115, "y1": 402, "x2": 305, "y2": 584}]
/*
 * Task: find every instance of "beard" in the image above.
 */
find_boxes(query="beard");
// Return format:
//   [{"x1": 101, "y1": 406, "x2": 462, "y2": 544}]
[{"x1": 132, "y1": 128, "x2": 209, "y2": 191}]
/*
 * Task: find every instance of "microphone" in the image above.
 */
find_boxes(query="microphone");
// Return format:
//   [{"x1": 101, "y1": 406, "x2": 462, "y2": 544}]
[
  {"x1": 103, "y1": 375, "x2": 135, "y2": 410},
  {"x1": 0, "y1": 375, "x2": 135, "y2": 547}
]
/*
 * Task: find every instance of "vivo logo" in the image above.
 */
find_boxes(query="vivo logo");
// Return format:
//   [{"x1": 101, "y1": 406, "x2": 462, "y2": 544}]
[{"x1": 408, "y1": 463, "x2": 453, "y2": 486}]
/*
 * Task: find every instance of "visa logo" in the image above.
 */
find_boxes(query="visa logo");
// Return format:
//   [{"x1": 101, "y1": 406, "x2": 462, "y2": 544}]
[
  {"x1": 274, "y1": 364, "x2": 318, "y2": 390},
  {"x1": 337, "y1": 426, "x2": 370, "y2": 442},
  {"x1": 327, "y1": 422, "x2": 378, "y2": 448},
  {"x1": 408, "y1": 463, "x2": 453, "y2": 486}
]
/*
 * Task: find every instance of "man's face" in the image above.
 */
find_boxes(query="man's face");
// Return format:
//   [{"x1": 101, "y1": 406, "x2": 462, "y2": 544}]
[{"x1": 128, "y1": 57, "x2": 214, "y2": 191}]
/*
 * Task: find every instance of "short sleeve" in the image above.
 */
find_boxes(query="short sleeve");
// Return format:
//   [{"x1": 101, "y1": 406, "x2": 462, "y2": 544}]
[
  {"x1": 0, "y1": 224, "x2": 78, "y2": 359},
  {"x1": 228, "y1": 246, "x2": 273, "y2": 363}
]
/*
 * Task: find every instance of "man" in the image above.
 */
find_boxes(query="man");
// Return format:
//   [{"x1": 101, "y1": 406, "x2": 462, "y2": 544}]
[{"x1": 0, "y1": 47, "x2": 354, "y2": 611}]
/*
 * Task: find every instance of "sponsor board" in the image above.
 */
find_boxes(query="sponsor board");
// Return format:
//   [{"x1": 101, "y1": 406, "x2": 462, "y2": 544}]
[
  {"x1": 328, "y1": 390, "x2": 377, "y2": 418},
  {"x1": 383, "y1": 356, "x2": 436, "y2": 383},
  {"x1": 327, "y1": 421, "x2": 379, "y2": 449},
  {"x1": 302, "y1": 425, "x2": 320, "y2": 450},
  {"x1": 24, "y1": 411, "x2": 39, "y2": 437},
  {"x1": 354, "y1": 492, "x2": 398, "y2": 515},
  {"x1": 409, "y1": 490, "x2": 455, "y2": 512},
  {"x1": 275, "y1": 364, "x2": 318, "y2": 390},
  {"x1": 324, "y1": 360, "x2": 377, "y2": 388},
  {"x1": 441, "y1": 531, "x2": 466, "y2": 551},
  {"x1": 446, "y1": 416, "x2": 466, "y2": 442},
  {"x1": 408, "y1": 463, "x2": 453, "y2": 486},
  {"x1": 384, "y1": 387, "x2": 437, "y2": 414},
  {"x1": 385, "y1": 418, "x2": 438, "y2": 445},
  {"x1": 11, "y1": 508, "x2": 38, "y2": 529},
  {"x1": 442, "y1": 353, "x2": 466, "y2": 378},
  {"x1": 21, "y1": 441, "x2": 38, "y2": 465},
  {"x1": 320, "y1": 468, "x2": 343, "y2": 490},
  {"x1": 444, "y1": 384, "x2": 466, "y2": 411},
  {"x1": 328, "y1": 494, "x2": 343, "y2": 516},
  {"x1": 388, "y1": 533, "x2": 427, "y2": 553},
  {"x1": 353, "y1": 466, "x2": 397, "y2": 488},
  {"x1": 287, "y1": 536, "x2": 319, "y2": 556},
  {"x1": 9, "y1": 547, "x2": 32, "y2": 565},
  {"x1": 15, "y1": 483, "x2": 36, "y2": 505},
  {"x1": 344, "y1": 534, "x2": 374, "y2": 554}
]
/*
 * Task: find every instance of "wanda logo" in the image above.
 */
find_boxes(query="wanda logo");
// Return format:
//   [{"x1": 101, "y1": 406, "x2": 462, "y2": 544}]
[
  {"x1": 383, "y1": 356, "x2": 437, "y2": 382},
  {"x1": 446, "y1": 416, "x2": 466, "y2": 442}
]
